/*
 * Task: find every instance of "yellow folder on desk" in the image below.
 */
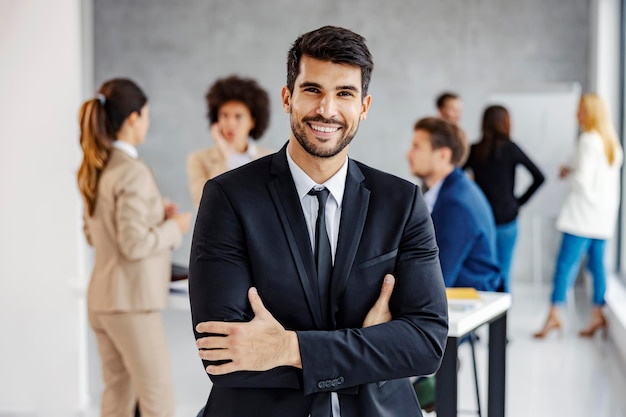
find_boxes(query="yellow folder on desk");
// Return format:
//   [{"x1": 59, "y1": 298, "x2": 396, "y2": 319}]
[{"x1": 446, "y1": 287, "x2": 481, "y2": 300}]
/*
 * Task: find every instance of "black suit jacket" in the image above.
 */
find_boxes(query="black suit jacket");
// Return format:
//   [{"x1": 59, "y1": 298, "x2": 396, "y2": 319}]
[{"x1": 189, "y1": 145, "x2": 448, "y2": 417}]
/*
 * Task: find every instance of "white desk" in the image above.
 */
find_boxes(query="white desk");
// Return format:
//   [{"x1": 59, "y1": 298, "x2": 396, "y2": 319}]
[
  {"x1": 437, "y1": 292, "x2": 512, "y2": 417},
  {"x1": 169, "y1": 280, "x2": 191, "y2": 310}
]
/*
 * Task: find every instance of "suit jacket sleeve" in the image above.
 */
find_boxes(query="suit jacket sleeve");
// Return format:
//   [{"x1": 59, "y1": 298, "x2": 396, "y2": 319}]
[
  {"x1": 432, "y1": 200, "x2": 476, "y2": 287},
  {"x1": 189, "y1": 180, "x2": 303, "y2": 389},
  {"x1": 115, "y1": 162, "x2": 182, "y2": 261},
  {"x1": 297, "y1": 187, "x2": 448, "y2": 395}
]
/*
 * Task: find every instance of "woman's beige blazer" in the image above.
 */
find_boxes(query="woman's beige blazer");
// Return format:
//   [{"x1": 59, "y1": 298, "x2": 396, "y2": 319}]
[{"x1": 83, "y1": 149, "x2": 182, "y2": 312}]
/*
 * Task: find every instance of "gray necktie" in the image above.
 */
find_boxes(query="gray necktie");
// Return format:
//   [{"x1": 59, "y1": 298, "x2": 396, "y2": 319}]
[
  {"x1": 308, "y1": 187, "x2": 332, "y2": 323},
  {"x1": 309, "y1": 186, "x2": 334, "y2": 417}
]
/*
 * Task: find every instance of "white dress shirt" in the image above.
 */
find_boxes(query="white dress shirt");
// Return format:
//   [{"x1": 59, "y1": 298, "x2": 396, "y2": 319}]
[
  {"x1": 286, "y1": 145, "x2": 347, "y2": 264},
  {"x1": 113, "y1": 140, "x2": 138, "y2": 159},
  {"x1": 227, "y1": 142, "x2": 258, "y2": 170},
  {"x1": 286, "y1": 144, "x2": 347, "y2": 416},
  {"x1": 423, "y1": 178, "x2": 443, "y2": 214}
]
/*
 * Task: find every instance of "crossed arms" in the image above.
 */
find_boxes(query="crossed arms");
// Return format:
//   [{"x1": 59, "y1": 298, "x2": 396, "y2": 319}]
[{"x1": 189, "y1": 179, "x2": 448, "y2": 395}]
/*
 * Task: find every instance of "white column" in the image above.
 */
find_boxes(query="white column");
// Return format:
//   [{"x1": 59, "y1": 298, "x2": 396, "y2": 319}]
[
  {"x1": 588, "y1": 0, "x2": 622, "y2": 269},
  {"x1": 0, "y1": 0, "x2": 90, "y2": 415}
]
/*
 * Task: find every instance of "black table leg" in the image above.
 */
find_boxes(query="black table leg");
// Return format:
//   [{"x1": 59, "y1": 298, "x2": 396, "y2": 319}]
[
  {"x1": 436, "y1": 336, "x2": 458, "y2": 417},
  {"x1": 488, "y1": 313, "x2": 507, "y2": 417}
]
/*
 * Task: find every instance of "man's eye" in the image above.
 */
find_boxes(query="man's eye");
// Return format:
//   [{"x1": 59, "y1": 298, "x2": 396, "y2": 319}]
[{"x1": 338, "y1": 91, "x2": 354, "y2": 97}]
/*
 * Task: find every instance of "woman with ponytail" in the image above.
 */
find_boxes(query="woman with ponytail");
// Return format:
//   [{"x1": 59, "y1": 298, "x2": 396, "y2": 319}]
[
  {"x1": 78, "y1": 78, "x2": 191, "y2": 417},
  {"x1": 534, "y1": 93, "x2": 623, "y2": 339}
]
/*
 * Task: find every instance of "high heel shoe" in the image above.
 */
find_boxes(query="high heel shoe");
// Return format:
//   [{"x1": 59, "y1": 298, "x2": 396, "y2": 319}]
[
  {"x1": 533, "y1": 314, "x2": 562, "y2": 339},
  {"x1": 579, "y1": 316, "x2": 607, "y2": 338}
]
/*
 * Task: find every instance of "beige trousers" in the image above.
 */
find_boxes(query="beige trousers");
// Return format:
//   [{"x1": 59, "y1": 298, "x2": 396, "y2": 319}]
[{"x1": 89, "y1": 310, "x2": 175, "y2": 417}]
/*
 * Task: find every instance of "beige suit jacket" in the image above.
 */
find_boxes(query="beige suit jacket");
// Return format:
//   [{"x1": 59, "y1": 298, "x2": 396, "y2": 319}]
[
  {"x1": 187, "y1": 145, "x2": 273, "y2": 207},
  {"x1": 84, "y1": 149, "x2": 182, "y2": 313}
]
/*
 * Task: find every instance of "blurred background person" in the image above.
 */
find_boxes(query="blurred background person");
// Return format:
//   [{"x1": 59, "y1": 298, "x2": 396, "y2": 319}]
[
  {"x1": 187, "y1": 75, "x2": 273, "y2": 207},
  {"x1": 436, "y1": 91, "x2": 463, "y2": 125},
  {"x1": 407, "y1": 117, "x2": 502, "y2": 292},
  {"x1": 534, "y1": 93, "x2": 623, "y2": 339},
  {"x1": 78, "y1": 78, "x2": 191, "y2": 417},
  {"x1": 406, "y1": 116, "x2": 502, "y2": 412},
  {"x1": 464, "y1": 105, "x2": 545, "y2": 293}
]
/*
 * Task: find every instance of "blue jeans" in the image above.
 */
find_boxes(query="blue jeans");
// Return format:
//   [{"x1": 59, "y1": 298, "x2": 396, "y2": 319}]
[
  {"x1": 496, "y1": 219, "x2": 518, "y2": 293},
  {"x1": 551, "y1": 232, "x2": 607, "y2": 306}
]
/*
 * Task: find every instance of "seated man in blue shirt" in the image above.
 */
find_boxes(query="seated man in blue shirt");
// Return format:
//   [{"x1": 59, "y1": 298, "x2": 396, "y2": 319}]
[{"x1": 406, "y1": 117, "x2": 503, "y2": 292}]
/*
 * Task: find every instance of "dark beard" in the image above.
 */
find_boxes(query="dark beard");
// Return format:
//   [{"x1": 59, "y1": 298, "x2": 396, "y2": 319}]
[{"x1": 290, "y1": 114, "x2": 358, "y2": 158}]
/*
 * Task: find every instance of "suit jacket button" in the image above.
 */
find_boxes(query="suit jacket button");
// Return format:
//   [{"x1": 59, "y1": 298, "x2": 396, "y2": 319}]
[
  {"x1": 324, "y1": 380, "x2": 332, "y2": 388},
  {"x1": 317, "y1": 381, "x2": 325, "y2": 389},
  {"x1": 331, "y1": 379, "x2": 338, "y2": 387},
  {"x1": 338, "y1": 377, "x2": 344, "y2": 385}
]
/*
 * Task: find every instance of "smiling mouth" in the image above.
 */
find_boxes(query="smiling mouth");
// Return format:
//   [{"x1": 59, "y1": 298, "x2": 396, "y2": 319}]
[{"x1": 308, "y1": 123, "x2": 341, "y2": 134}]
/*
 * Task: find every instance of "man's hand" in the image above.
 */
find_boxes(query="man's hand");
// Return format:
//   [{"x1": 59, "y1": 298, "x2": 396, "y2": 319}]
[
  {"x1": 362, "y1": 274, "x2": 395, "y2": 327},
  {"x1": 195, "y1": 287, "x2": 302, "y2": 375}
]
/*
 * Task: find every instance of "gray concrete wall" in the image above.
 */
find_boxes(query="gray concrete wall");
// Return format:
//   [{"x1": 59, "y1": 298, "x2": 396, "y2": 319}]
[{"x1": 93, "y1": 0, "x2": 590, "y2": 265}]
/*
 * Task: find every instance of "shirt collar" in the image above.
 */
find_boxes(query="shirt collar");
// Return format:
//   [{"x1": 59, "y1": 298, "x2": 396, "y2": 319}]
[
  {"x1": 286, "y1": 143, "x2": 348, "y2": 208},
  {"x1": 423, "y1": 177, "x2": 444, "y2": 214},
  {"x1": 113, "y1": 140, "x2": 138, "y2": 159},
  {"x1": 247, "y1": 142, "x2": 257, "y2": 158}
]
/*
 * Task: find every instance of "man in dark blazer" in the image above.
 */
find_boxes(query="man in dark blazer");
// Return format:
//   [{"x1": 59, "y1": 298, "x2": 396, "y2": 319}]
[
  {"x1": 189, "y1": 26, "x2": 448, "y2": 417},
  {"x1": 406, "y1": 117, "x2": 503, "y2": 291}
]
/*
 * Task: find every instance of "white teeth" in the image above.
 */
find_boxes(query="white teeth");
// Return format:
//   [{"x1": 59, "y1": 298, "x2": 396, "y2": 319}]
[{"x1": 310, "y1": 124, "x2": 339, "y2": 133}]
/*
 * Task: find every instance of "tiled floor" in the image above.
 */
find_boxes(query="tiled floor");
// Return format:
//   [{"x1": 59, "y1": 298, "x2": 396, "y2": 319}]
[{"x1": 87, "y1": 282, "x2": 626, "y2": 416}]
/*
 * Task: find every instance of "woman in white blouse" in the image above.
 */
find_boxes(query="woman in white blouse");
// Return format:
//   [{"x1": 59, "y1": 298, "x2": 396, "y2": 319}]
[
  {"x1": 534, "y1": 93, "x2": 623, "y2": 339},
  {"x1": 187, "y1": 75, "x2": 273, "y2": 207}
]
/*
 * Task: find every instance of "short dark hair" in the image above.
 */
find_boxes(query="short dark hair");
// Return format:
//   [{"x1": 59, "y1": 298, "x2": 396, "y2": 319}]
[
  {"x1": 436, "y1": 92, "x2": 459, "y2": 109},
  {"x1": 414, "y1": 117, "x2": 468, "y2": 166},
  {"x1": 205, "y1": 75, "x2": 270, "y2": 140},
  {"x1": 286, "y1": 26, "x2": 374, "y2": 96}
]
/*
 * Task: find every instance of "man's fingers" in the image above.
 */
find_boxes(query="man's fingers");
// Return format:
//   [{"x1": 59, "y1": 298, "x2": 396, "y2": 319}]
[
  {"x1": 199, "y1": 348, "x2": 231, "y2": 362},
  {"x1": 196, "y1": 336, "x2": 229, "y2": 350},
  {"x1": 248, "y1": 287, "x2": 268, "y2": 317},
  {"x1": 206, "y1": 362, "x2": 238, "y2": 375},
  {"x1": 376, "y1": 274, "x2": 395, "y2": 305},
  {"x1": 195, "y1": 321, "x2": 232, "y2": 335}
]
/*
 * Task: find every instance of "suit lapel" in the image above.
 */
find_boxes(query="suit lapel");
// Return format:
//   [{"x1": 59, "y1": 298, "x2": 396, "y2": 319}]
[
  {"x1": 330, "y1": 160, "x2": 370, "y2": 326},
  {"x1": 267, "y1": 147, "x2": 325, "y2": 328}
]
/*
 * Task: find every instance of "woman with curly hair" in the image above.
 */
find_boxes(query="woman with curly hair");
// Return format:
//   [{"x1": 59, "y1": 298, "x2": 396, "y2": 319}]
[{"x1": 187, "y1": 75, "x2": 273, "y2": 206}]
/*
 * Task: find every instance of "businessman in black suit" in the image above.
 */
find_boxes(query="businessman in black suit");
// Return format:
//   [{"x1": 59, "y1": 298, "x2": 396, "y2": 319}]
[{"x1": 189, "y1": 25, "x2": 448, "y2": 417}]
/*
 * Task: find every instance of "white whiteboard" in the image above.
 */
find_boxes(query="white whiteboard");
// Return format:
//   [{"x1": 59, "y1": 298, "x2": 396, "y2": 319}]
[{"x1": 486, "y1": 83, "x2": 581, "y2": 285}]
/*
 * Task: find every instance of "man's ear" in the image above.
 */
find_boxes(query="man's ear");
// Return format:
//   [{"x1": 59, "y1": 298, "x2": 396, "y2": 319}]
[
  {"x1": 360, "y1": 95, "x2": 372, "y2": 120},
  {"x1": 281, "y1": 86, "x2": 291, "y2": 113},
  {"x1": 439, "y1": 147, "x2": 453, "y2": 164}
]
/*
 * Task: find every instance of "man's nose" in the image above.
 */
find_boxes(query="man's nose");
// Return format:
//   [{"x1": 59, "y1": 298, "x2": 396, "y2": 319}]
[{"x1": 317, "y1": 95, "x2": 337, "y2": 118}]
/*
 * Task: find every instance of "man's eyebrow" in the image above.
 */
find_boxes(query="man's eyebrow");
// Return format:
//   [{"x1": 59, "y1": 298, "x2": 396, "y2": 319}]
[
  {"x1": 298, "y1": 82, "x2": 360, "y2": 93},
  {"x1": 299, "y1": 82, "x2": 322, "y2": 89},
  {"x1": 336, "y1": 85, "x2": 359, "y2": 92}
]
